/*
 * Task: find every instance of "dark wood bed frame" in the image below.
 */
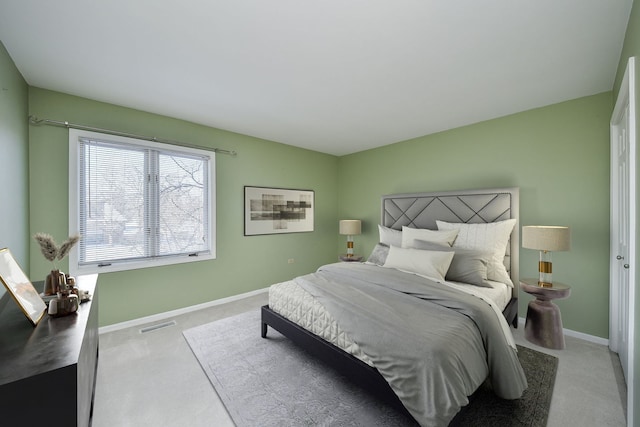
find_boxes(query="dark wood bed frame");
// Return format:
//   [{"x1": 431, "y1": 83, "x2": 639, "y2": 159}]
[{"x1": 260, "y1": 187, "x2": 520, "y2": 422}]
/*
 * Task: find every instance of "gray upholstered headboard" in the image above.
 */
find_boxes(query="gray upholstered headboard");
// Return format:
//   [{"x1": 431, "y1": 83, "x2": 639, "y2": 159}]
[{"x1": 381, "y1": 187, "x2": 519, "y2": 296}]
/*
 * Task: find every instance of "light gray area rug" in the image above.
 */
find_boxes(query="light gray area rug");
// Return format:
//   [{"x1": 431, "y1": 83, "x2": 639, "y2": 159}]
[{"x1": 183, "y1": 310, "x2": 557, "y2": 427}]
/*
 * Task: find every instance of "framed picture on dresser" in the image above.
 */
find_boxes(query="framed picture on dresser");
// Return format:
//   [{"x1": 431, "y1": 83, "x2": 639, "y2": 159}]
[{"x1": 0, "y1": 248, "x2": 46, "y2": 326}]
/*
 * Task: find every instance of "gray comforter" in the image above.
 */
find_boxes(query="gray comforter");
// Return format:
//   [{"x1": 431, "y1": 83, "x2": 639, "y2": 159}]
[{"x1": 295, "y1": 262, "x2": 527, "y2": 427}]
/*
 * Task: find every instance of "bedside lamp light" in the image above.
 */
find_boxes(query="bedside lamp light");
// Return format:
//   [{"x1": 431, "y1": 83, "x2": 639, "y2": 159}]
[
  {"x1": 339, "y1": 220, "x2": 361, "y2": 259},
  {"x1": 522, "y1": 225, "x2": 571, "y2": 287}
]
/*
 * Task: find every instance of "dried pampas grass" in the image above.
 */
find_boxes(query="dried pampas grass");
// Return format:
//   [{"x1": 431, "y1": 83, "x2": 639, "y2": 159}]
[
  {"x1": 34, "y1": 233, "x2": 58, "y2": 262},
  {"x1": 33, "y1": 233, "x2": 81, "y2": 263},
  {"x1": 58, "y1": 235, "x2": 80, "y2": 260}
]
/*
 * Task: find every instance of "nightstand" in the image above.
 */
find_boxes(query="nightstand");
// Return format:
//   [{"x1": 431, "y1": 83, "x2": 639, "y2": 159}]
[
  {"x1": 339, "y1": 254, "x2": 363, "y2": 262},
  {"x1": 520, "y1": 278, "x2": 571, "y2": 349}
]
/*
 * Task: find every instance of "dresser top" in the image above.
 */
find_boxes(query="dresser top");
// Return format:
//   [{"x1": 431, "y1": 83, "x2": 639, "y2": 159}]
[{"x1": 0, "y1": 274, "x2": 98, "y2": 385}]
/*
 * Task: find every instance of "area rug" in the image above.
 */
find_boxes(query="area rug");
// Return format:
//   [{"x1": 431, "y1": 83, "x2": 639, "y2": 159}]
[{"x1": 183, "y1": 310, "x2": 558, "y2": 427}]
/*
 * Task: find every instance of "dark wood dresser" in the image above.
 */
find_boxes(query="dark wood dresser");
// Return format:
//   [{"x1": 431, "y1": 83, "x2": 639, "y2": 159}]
[{"x1": 0, "y1": 274, "x2": 99, "y2": 427}]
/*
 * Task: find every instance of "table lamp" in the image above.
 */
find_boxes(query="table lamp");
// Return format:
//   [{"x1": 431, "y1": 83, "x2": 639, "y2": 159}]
[
  {"x1": 522, "y1": 225, "x2": 571, "y2": 287},
  {"x1": 339, "y1": 220, "x2": 361, "y2": 259}
]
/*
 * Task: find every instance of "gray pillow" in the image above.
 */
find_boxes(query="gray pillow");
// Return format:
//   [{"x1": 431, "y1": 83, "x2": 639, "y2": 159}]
[
  {"x1": 366, "y1": 243, "x2": 390, "y2": 266},
  {"x1": 412, "y1": 240, "x2": 491, "y2": 287}
]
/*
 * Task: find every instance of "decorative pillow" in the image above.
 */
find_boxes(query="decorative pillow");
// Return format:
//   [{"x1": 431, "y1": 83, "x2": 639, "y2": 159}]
[
  {"x1": 412, "y1": 240, "x2": 491, "y2": 287},
  {"x1": 383, "y1": 245, "x2": 454, "y2": 282},
  {"x1": 436, "y1": 219, "x2": 516, "y2": 286},
  {"x1": 401, "y1": 226, "x2": 459, "y2": 248},
  {"x1": 366, "y1": 242, "x2": 390, "y2": 266},
  {"x1": 378, "y1": 225, "x2": 402, "y2": 247}
]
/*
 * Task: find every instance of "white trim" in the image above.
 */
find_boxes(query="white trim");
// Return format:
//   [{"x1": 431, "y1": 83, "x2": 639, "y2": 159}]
[
  {"x1": 628, "y1": 59, "x2": 637, "y2": 427},
  {"x1": 563, "y1": 326, "x2": 609, "y2": 346},
  {"x1": 517, "y1": 317, "x2": 609, "y2": 346},
  {"x1": 98, "y1": 287, "x2": 268, "y2": 334}
]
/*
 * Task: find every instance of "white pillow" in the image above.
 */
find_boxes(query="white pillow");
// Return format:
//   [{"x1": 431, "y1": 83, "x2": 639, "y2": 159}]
[
  {"x1": 383, "y1": 245, "x2": 454, "y2": 282},
  {"x1": 378, "y1": 224, "x2": 403, "y2": 247},
  {"x1": 401, "y1": 226, "x2": 459, "y2": 248},
  {"x1": 412, "y1": 240, "x2": 492, "y2": 287},
  {"x1": 436, "y1": 219, "x2": 517, "y2": 286}
]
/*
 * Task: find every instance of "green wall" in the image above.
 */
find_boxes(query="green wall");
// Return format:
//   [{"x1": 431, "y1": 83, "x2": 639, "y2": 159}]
[
  {"x1": 614, "y1": 0, "x2": 640, "y2": 422},
  {"x1": 0, "y1": 42, "x2": 29, "y2": 268},
  {"x1": 27, "y1": 88, "x2": 339, "y2": 326},
  {"x1": 2, "y1": 4, "x2": 637, "y2": 421},
  {"x1": 0, "y1": 15, "x2": 629, "y2": 343},
  {"x1": 3, "y1": 49, "x2": 616, "y2": 338},
  {"x1": 338, "y1": 92, "x2": 613, "y2": 339}
]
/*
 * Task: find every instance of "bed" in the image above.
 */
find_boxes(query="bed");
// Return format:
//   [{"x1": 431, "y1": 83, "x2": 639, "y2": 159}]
[{"x1": 260, "y1": 187, "x2": 527, "y2": 426}]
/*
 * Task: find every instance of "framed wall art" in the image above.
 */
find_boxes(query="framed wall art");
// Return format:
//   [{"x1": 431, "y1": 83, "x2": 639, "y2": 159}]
[
  {"x1": 244, "y1": 186, "x2": 314, "y2": 236},
  {"x1": 0, "y1": 248, "x2": 47, "y2": 326}
]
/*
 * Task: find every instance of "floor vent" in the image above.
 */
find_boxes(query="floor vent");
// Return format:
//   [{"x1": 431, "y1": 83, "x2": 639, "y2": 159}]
[{"x1": 139, "y1": 320, "x2": 177, "y2": 334}]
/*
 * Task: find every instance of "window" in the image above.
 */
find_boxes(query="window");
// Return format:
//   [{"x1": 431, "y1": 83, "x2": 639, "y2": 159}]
[{"x1": 69, "y1": 129, "x2": 215, "y2": 274}]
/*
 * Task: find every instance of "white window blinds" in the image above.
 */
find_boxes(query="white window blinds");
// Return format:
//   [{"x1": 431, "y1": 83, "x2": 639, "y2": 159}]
[{"x1": 70, "y1": 130, "x2": 215, "y2": 273}]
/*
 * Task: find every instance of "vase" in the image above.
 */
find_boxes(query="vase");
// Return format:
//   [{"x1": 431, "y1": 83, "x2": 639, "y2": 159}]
[
  {"x1": 44, "y1": 269, "x2": 66, "y2": 296},
  {"x1": 48, "y1": 292, "x2": 79, "y2": 317}
]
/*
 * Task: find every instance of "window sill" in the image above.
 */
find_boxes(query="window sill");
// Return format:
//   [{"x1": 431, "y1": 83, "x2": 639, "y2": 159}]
[{"x1": 70, "y1": 252, "x2": 215, "y2": 275}]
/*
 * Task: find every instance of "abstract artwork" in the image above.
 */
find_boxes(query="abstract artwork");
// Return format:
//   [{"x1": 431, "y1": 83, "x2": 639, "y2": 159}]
[{"x1": 244, "y1": 186, "x2": 314, "y2": 235}]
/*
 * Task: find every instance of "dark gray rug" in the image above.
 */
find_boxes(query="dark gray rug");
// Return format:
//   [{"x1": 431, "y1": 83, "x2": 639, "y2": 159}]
[{"x1": 183, "y1": 310, "x2": 557, "y2": 427}]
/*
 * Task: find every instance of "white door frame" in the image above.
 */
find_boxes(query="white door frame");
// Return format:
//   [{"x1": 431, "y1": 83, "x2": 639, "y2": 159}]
[{"x1": 610, "y1": 56, "x2": 636, "y2": 427}]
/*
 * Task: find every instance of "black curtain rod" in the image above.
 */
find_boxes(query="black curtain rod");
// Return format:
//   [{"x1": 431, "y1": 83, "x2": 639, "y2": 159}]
[{"x1": 28, "y1": 115, "x2": 237, "y2": 156}]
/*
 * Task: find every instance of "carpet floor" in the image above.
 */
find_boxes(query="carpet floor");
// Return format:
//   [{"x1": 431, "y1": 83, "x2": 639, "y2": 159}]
[{"x1": 184, "y1": 310, "x2": 558, "y2": 427}]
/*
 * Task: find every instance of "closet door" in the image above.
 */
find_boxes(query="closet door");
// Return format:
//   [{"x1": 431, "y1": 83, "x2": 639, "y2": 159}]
[{"x1": 610, "y1": 56, "x2": 636, "y2": 427}]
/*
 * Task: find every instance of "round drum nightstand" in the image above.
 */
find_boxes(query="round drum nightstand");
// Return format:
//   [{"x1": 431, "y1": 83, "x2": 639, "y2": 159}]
[{"x1": 520, "y1": 278, "x2": 571, "y2": 350}]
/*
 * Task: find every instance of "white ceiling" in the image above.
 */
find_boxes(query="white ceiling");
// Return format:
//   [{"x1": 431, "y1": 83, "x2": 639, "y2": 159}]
[{"x1": 0, "y1": 0, "x2": 633, "y2": 156}]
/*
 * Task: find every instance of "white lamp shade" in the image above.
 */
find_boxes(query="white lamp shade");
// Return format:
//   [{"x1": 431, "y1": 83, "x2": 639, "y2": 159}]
[
  {"x1": 339, "y1": 220, "x2": 361, "y2": 235},
  {"x1": 522, "y1": 226, "x2": 570, "y2": 251}
]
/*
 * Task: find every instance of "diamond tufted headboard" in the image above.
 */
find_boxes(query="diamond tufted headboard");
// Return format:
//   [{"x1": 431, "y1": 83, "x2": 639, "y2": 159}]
[{"x1": 381, "y1": 187, "x2": 519, "y2": 296}]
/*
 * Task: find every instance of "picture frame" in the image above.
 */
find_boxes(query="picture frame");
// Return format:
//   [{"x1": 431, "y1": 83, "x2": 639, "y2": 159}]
[
  {"x1": 0, "y1": 248, "x2": 47, "y2": 326},
  {"x1": 244, "y1": 186, "x2": 314, "y2": 236}
]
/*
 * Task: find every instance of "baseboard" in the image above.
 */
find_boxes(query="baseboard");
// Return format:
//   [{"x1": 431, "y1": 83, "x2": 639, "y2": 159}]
[
  {"x1": 100, "y1": 294, "x2": 610, "y2": 346},
  {"x1": 98, "y1": 287, "x2": 269, "y2": 334},
  {"x1": 517, "y1": 317, "x2": 609, "y2": 346}
]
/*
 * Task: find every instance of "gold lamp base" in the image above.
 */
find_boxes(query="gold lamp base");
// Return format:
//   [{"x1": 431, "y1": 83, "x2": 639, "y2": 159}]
[{"x1": 538, "y1": 251, "x2": 553, "y2": 287}]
